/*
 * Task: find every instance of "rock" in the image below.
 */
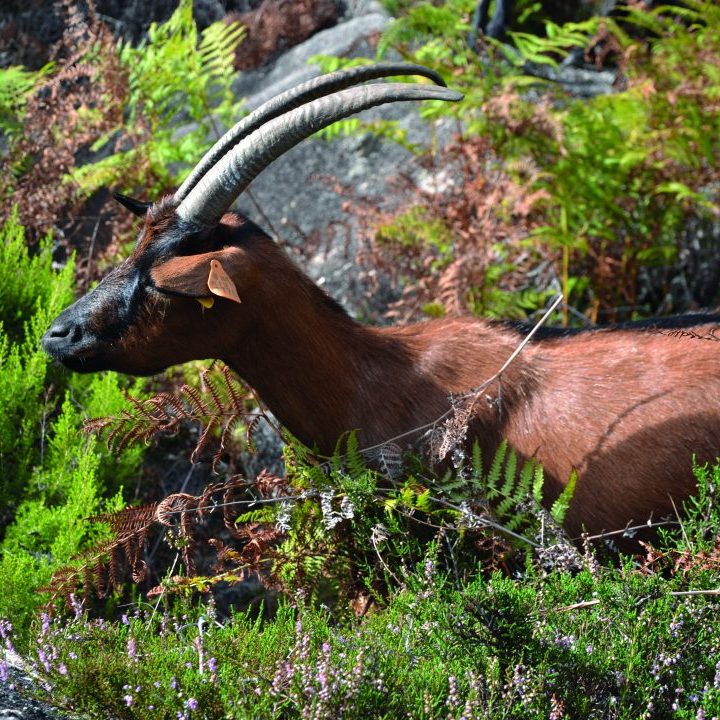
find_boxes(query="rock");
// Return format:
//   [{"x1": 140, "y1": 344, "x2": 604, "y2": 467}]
[
  {"x1": 0, "y1": 652, "x2": 73, "y2": 720},
  {"x1": 217, "y1": 3, "x2": 463, "y2": 318},
  {"x1": 230, "y1": 11, "x2": 391, "y2": 107}
]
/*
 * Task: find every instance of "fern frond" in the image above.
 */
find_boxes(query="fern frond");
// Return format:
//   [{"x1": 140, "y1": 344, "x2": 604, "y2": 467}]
[
  {"x1": 532, "y1": 462, "x2": 545, "y2": 505},
  {"x1": 486, "y1": 440, "x2": 508, "y2": 500},
  {"x1": 345, "y1": 432, "x2": 365, "y2": 481},
  {"x1": 551, "y1": 469, "x2": 577, "y2": 525},
  {"x1": 517, "y1": 457, "x2": 533, "y2": 500},
  {"x1": 191, "y1": 418, "x2": 219, "y2": 464},
  {"x1": 215, "y1": 414, "x2": 242, "y2": 472},
  {"x1": 200, "y1": 367, "x2": 225, "y2": 415},
  {"x1": 222, "y1": 365, "x2": 246, "y2": 412},
  {"x1": 499, "y1": 447, "x2": 518, "y2": 502},
  {"x1": 181, "y1": 384, "x2": 211, "y2": 416},
  {"x1": 236, "y1": 508, "x2": 277, "y2": 524}
]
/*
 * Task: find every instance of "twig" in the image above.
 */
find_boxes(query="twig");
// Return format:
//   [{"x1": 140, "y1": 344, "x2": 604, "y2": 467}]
[
  {"x1": 355, "y1": 293, "x2": 564, "y2": 459},
  {"x1": 580, "y1": 519, "x2": 679, "y2": 542},
  {"x1": 555, "y1": 599, "x2": 600, "y2": 612},
  {"x1": 145, "y1": 552, "x2": 179, "y2": 638},
  {"x1": 669, "y1": 588, "x2": 720, "y2": 597},
  {"x1": 554, "y1": 588, "x2": 720, "y2": 613}
]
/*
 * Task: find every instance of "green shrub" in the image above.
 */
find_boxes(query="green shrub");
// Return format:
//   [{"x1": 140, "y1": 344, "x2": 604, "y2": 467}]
[
  {"x1": 357, "y1": 0, "x2": 720, "y2": 322},
  {"x1": 0, "y1": 210, "x2": 145, "y2": 640}
]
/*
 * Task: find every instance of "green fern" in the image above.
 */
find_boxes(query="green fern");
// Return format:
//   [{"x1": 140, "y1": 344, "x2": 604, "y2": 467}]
[
  {"x1": 0, "y1": 63, "x2": 54, "y2": 135},
  {"x1": 72, "y1": 0, "x2": 246, "y2": 197},
  {"x1": 236, "y1": 507, "x2": 277, "y2": 525},
  {"x1": 550, "y1": 468, "x2": 577, "y2": 525},
  {"x1": 507, "y1": 20, "x2": 601, "y2": 67},
  {"x1": 466, "y1": 441, "x2": 564, "y2": 535},
  {"x1": 485, "y1": 440, "x2": 508, "y2": 502}
]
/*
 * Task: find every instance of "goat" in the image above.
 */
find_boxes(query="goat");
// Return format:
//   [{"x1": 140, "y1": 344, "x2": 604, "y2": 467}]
[{"x1": 42, "y1": 62, "x2": 720, "y2": 540}]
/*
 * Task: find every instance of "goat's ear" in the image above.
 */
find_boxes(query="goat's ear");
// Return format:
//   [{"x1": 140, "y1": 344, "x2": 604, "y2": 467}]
[
  {"x1": 207, "y1": 259, "x2": 241, "y2": 303},
  {"x1": 113, "y1": 192, "x2": 151, "y2": 217},
  {"x1": 150, "y1": 248, "x2": 243, "y2": 304}
]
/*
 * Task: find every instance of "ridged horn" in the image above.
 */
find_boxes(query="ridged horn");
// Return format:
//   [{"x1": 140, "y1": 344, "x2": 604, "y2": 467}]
[
  {"x1": 174, "y1": 63, "x2": 448, "y2": 203},
  {"x1": 176, "y1": 83, "x2": 463, "y2": 228}
]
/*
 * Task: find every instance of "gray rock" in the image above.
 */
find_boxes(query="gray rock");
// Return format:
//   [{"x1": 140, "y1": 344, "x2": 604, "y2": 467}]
[
  {"x1": 231, "y1": 12, "x2": 391, "y2": 108},
  {"x1": 0, "y1": 652, "x2": 76, "y2": 720}
]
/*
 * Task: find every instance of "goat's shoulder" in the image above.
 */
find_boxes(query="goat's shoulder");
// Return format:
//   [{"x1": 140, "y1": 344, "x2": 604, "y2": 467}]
[{"x1": 373, "y1": 315, "x2": 530, "y2": 392}]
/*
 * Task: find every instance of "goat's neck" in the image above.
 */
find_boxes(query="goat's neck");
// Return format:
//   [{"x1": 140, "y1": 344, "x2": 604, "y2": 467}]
[{"x1": 223, "y1": 273, "x2": 409, "y2": 454}]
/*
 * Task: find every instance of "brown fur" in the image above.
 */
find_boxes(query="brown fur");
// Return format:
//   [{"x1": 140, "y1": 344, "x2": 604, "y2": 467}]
[{"x1": 44, "y1": 210, "x2": 720, "y2": 539}]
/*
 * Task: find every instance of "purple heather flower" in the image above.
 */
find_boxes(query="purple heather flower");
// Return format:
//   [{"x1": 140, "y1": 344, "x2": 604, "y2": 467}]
[
  {"x1": 121, "y1": 614, "x2": 129, "y2": 625},
  {"x1": 127, "y1": 638, "x2": 137, "y2": 660},
  {"x1": 69, "y1": 594, "x2": 83, "y2": 619},
  {"x1": 186, "y1": 698, "x2": 198, "y2": 711},
  {"x1": 124, "y1": 695, "x2": 133, "y2": 707},
  {"x1": 37, "y1": 649, "x2": 51, "y2": 672},
  {"x1": 58, "y1": 664, "x2": 68, "y2": 676},
  {"x1": 207, "y1": 657, "x2": 217, "y2": 673},
  {"x1": 0, "y1": 621, "x2": 15, "y2": 655},
  {"x1": 0, "y1": 660, "x2": 8, "y2": 683}
]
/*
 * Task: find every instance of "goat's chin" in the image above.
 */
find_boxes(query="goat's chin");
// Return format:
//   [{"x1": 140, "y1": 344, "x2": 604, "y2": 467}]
[
  {"x1": 53, "y1": 354, "x2": 111, "y2": 374},
  {"x1": 56, "y1": 353, "x2": 165, "y2": 377}
]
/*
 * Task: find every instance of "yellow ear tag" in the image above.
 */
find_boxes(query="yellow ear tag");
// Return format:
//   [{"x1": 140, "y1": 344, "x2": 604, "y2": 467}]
[
  {"x1": 207, "y1": 259, "x2": 241, "y2": 304},
  {"x1": 196, "y1": 296, "x2": 215, "y2": 309}
]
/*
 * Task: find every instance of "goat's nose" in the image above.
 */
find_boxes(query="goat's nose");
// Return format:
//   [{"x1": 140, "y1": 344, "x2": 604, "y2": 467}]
[{"x1": 42, "y1": 319, "x2": 84, "y2": 354}]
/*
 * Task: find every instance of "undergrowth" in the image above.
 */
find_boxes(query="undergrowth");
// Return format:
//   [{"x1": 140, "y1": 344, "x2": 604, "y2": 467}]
[
  {"x1": 0, "y1": 209, "x2": 147, "y2": 642},
  {"x1": 5, "y1": 482, "x2": 720, "y2": 720},
  {"x1": 0, "y1": 0, "x2": 245, "y2": 249},
  {"x1": 316, "y1": 0, "x2": 720, "y2": 324}
]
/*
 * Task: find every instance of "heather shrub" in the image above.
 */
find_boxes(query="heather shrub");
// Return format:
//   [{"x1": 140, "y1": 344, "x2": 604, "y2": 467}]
[
  {"x1": 0, "y1": 210, "x2": 145, "y2": 639},
  {"x1": 10, "y1": 479, "x2": 720, "y2": 720}
]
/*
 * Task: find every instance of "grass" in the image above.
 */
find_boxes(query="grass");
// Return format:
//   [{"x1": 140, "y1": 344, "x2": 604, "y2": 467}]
[{"x1": 2, "y1": 462, "x2": 719, "y2": 719}]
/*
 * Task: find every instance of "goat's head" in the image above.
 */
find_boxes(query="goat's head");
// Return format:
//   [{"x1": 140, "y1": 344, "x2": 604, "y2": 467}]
[
  {"x1": 42, "y1": 64, "x2": 463, "y2": 375},
  {"x1": 42, "y1": 198, "x2": 270, "y2": 375}
]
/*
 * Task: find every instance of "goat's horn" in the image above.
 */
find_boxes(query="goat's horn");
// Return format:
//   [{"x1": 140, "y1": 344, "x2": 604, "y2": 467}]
[
  {"x1": 174, "y1": 63, "x2": 448, "y2": 203},
  {"x1": 176, "y1": 83, "x2": 463, "y2": 228}
]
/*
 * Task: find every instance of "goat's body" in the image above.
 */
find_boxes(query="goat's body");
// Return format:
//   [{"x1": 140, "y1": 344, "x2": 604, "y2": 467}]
[
  {"x1": 207, "y1": 239, "x2": 720, "y2": 537},
  {"x1": 40, "y1": 61, "x2": 720, "y2": 542}
]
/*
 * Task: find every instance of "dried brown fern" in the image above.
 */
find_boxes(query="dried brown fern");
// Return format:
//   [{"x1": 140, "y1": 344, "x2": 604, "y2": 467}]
[
  {"x1": 343, "y1": 133, "x2": 550, "y2": 324},
  {"x1": 42, "y1": 471, "x2": 292, "y2": 606},
  {"x1": 85, "y1": 364, "x2": 266, "y2": 471},
  {"x1": 0, "y1": 0, "x2": 128, "y2": 244},
  {"x1": 638, "y1": 537, "x2": 720, "y2": 577}
]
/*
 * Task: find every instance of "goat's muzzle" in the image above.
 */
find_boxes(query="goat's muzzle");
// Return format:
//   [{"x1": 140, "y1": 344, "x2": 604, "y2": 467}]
[{"x1": 42, "y1": 312, "x2": 107, "y2": 372}]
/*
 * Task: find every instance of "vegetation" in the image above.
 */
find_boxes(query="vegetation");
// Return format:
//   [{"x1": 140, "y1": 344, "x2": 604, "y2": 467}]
[
  {"x1": 330, "y1": 0, "x2": 720, "y2": 324},
  {"x1": 4, "y1": 463, "x2": 720, "y2": 719},
  {"x1": 0, "y1": 1, "x2": 719, "y2": 719},
  {"x1": 0, "y1": 209, "x2": 146, "y2": 640}
]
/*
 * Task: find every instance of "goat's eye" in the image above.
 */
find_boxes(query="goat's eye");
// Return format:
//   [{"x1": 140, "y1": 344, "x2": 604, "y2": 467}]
[{"x1": 175, "y1": 232, "x2": 221, "y2": 257}]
